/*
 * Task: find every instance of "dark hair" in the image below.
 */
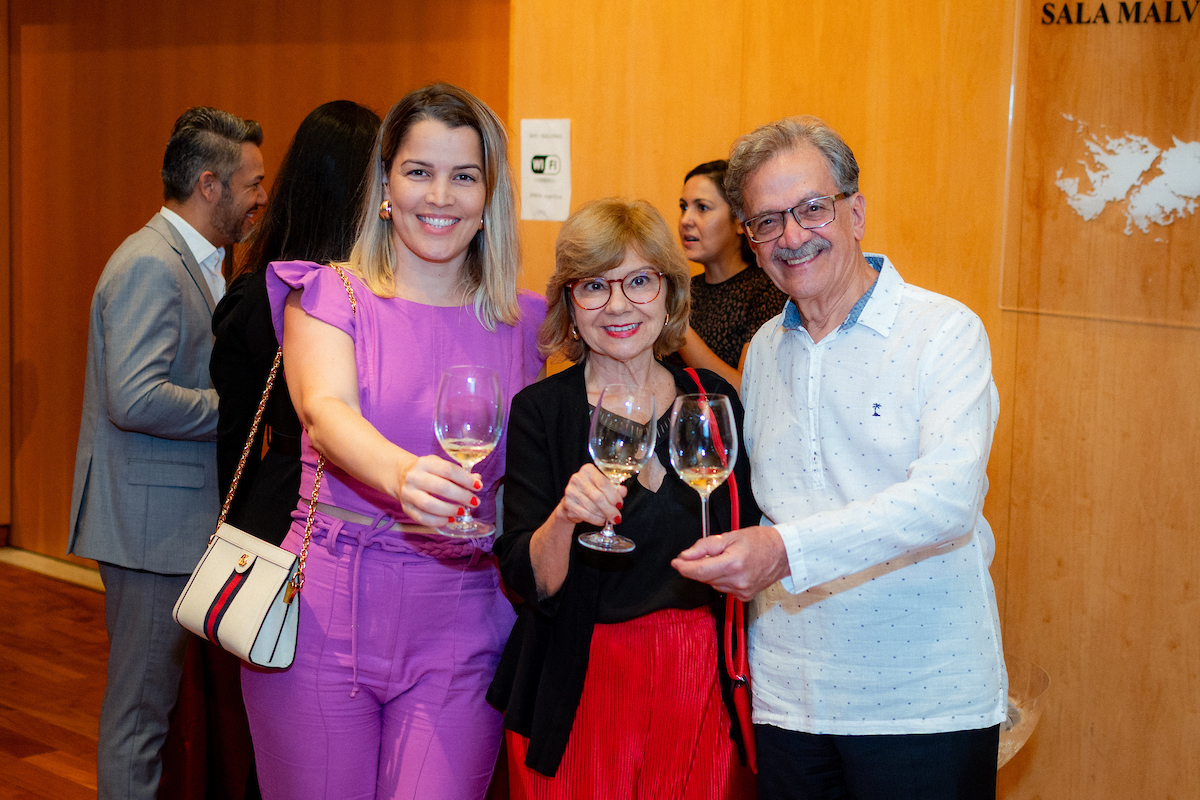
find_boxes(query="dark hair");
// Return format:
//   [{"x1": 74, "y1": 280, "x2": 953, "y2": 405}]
[
  {"x1": 237, "y1": 101, "x2": 381, "y2": 278},
  {"x1": 161, "y1": 106, "x2": 263, "y2": 202},
  {"x1": 683, "y1": 159, "x2": 756, "y2": 266}
]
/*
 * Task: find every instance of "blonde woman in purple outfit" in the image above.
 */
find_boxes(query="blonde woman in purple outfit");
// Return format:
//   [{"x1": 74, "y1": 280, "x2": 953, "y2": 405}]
[{"x1": 241, "y1": 84, "x2": 546, "y2": 800}]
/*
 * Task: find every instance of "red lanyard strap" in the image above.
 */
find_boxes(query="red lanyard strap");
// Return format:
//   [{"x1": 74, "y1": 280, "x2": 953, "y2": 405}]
[{"x1": 682, "y1": 368, "x2": 749, "y2": 685}]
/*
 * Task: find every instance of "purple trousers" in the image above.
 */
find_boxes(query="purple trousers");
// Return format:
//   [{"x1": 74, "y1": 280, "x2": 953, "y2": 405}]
[{"x1": 242, "y1": 512, "x2": 515, "y2": 800}]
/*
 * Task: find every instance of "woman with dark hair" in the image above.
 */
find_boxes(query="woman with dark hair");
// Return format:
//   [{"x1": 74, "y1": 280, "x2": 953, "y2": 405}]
[
  {"x1": 675, "y1": 160, "x2": 787, "y2": 389},
  {"x1": 241, "y1": 84, "x2": 546, "y2": 800},
  {"x1": 487, "y1": 198, "x2": 756, "y2": 798},
  {"x1": 211, "y1": 99, "x2": 382, "y2": 545}
]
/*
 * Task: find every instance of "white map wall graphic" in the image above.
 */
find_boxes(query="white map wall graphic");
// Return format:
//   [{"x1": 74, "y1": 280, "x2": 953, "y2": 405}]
[{"x1": 1054, "y1": 115, "x2": 1200, "y2": 235}]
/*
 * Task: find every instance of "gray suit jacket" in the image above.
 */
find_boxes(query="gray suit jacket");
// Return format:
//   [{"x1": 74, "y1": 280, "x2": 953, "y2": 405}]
[{"x1": 69, "y1": 213, "x2": 221, "y2": 574}]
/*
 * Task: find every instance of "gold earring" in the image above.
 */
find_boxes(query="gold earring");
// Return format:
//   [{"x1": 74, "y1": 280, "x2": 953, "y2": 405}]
[
  {"x1": 665, "y1": 312, "x2": 671, "y2": 326},
  {"x1": 570, "y1": 324, "x2": 580, "y2": 341},
  {"x1": 378, "y1": 200, "x2": 392, "y2": 221}
]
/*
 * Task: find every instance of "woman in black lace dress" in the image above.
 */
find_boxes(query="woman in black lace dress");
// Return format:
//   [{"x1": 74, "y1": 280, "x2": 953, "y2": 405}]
[{"x1": 675, "y1": 160, "x2": 787, "y2": 389}]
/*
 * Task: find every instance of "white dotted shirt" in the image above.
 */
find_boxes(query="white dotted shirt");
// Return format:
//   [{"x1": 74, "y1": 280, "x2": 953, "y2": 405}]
[{"x1": 742, "y1": 254, "x2": 1006, "y2": 735}]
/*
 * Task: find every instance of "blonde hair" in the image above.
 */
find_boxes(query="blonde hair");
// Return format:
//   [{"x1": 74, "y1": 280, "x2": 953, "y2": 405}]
[
  {"x1": 341, "y1": 84, "x2": 520, "y2": 330},
  {"x1": 542, "y1": 198, "x2": 690, "y2": 362}
]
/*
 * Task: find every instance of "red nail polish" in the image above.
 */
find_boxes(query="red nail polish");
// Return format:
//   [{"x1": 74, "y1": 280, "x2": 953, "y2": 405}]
[
  {"x1": 469, "y1": 497, "x2": 479, "y2": 507},
  {"x1": 614, "y1": 514, "x2": 622, "y2": 524},
  {"x1": 448, "y1": 517, "x2": 457, "y2": 524},
  {"x1": 457, "y1": 507, "x2": 466, "y2": 516},
  {"x1": 616, "y1": 501, "x2": 623, "y2": 510},
  {"x1": 474, "y1": 480, "x2": 483, "y2": 490}
]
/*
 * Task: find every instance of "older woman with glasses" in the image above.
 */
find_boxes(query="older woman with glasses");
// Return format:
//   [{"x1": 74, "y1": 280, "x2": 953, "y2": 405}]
[{"x1": 487, "y1": 198, "x2": 757, "y2": 799}]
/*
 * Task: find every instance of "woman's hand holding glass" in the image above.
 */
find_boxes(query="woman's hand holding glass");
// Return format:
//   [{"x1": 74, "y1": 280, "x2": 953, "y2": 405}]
[
  {"x1": 527, "y1": 461, "x2": 627, "y2": 601},
  {"x1": 395, "y1": 453, "x2": 485, "y2": 529},
  {"x1": 555, "y1": 463, "x2": 627, "y2": 529},
  {"x1": 581, "y1": 383, "x2": 657, "y2": 553},
  {"x1": 434, "y1": 365, "x2": 504, "y2": 537}
]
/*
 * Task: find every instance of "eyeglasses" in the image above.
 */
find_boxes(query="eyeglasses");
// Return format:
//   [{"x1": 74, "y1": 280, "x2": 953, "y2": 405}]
[
  {"x1": 743, "y1": 192, "x2": 851, "y2": 243},
  {"x1": 566, "y1": 270, "x2": 664, "y2": 310}
]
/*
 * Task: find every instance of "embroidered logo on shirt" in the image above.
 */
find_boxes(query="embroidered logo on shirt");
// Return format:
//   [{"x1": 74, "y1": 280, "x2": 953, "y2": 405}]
[{"x1": 872, "y1": 403, "x2": 882, "y2": 417}]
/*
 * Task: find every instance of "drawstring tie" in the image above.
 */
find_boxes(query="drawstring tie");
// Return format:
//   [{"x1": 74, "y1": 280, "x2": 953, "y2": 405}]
[{"x1": 345, "y1": 511, "x2": 395, "y2": 698}]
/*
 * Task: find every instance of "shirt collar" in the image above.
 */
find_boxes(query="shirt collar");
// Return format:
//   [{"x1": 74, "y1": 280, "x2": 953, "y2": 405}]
[
  {"x1": 852, "y1": 254, "x2": 902, "y2": 337},
  {"x1": 159, "y1": 206, "x2": 224, "y2": 270},
  {"x1": 781, "y1": 254, "x2": 889, "y2": 334}
]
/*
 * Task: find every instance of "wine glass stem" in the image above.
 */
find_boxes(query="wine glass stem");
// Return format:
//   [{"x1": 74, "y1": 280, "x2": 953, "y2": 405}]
[
  {"x1": 604, "y1": 477, "x2": 621, "y2": 536},
  {"x1": 700, "y1": 496, "x2": 710, "y2": 538}
]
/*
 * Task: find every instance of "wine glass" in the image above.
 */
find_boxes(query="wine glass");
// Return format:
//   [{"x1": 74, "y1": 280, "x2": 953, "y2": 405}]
[
  {"x1": 434, "y1": 365, "x2": 503, "y2": 538},
  {"x1": 669, "y1": 393, "x2": 737, "y2": 540},
  {"x1": 581, "y1": 383, "x2": 657, "y2": 553}
]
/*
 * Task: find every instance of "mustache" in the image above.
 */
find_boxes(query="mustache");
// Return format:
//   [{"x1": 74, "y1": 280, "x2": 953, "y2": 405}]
[{"x1": 774, "y1": 237, "x2": 830, "y2": 262}]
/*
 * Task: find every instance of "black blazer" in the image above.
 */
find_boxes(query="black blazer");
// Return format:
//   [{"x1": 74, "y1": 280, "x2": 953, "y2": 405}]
[
  {"x1": 210, "y1": 270, "x2": 303, "y2": 545},
  {"x1": 486, "y1": 360, "x2": 757, "y2": 776}
]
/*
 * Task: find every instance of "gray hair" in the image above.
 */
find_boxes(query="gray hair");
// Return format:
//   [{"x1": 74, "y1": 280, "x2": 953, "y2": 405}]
[
  {"x1": 161, "y1": 107, "x2": 263, "y2": 202},
  {"x1": 725, "y1": 115, "x2": 859, "y2": 219}
]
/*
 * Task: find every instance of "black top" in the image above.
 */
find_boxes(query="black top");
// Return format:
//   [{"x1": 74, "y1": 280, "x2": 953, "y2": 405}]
[
  {"x1": 690, "y1": 266, "x2": 788, "y2": 368},
  {"x1": 486, "y1": 360, "x2": 759, "y2": 776},
  {"x1": 209, "y1": 270, "x2": 303, "y2": 546}
]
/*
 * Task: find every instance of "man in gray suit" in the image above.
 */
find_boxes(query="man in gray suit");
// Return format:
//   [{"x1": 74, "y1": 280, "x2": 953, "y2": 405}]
[{"x1": 69, "y1": 106, "x2": 265, "y2": 800}]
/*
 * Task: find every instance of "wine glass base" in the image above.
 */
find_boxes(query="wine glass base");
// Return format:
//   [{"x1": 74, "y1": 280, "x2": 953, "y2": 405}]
[
  {"x1": 578, "y1": 531, "x2": 636, "y2": 553},
  {"x1": 436, "y1": 520, "x2": 495, "y2": 539}
]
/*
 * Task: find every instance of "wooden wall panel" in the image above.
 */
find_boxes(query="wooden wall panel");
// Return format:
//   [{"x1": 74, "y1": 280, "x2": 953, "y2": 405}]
[
  {"x1": 997, "y1": 2, "x2": 1200, "y2": 797},
  {"x1": 1010, "y1": 11, "x2": 1200, "y2": 326},
  {"x1": 9, "y1": 0, "x2": 510, "y2": 561},
  {"x1": 1003, "y1": 316, "x2": 1200, "y2": 797},
  {"x1": 1, "y1": 1, "x2": 10, "y2": 536},
  {"x1": 509, "y1": 0, "x2": 747, "y2": 295},
  {"x1": 741, "y1": 0, "x2": 1017, "y2": 317}
]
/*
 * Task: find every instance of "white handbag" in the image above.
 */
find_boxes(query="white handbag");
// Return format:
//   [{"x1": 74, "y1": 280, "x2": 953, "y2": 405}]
[
  {"x1": 175, "y1": 518, "x2": 304, "y2": 667},
  {"x1": 174, "y1": 264, "x2": 355, "y2": 667},
  {"x1": 172, "y1": 348, "x2": 326, "y2": 668}
]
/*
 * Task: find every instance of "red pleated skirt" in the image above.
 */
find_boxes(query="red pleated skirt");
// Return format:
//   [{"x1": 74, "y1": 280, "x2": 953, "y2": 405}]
[{"x1": 506, "y1": 606, "x2": 756, "y2": 800}]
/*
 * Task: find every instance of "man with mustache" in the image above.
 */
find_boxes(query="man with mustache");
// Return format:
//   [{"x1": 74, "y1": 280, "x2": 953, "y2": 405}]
[
  {"x1": 69, "y1": 106, "x2": 265, "y2": 800},
  {"x1": 674, "y1": 116, "x2": 1006, "y2": 799}
]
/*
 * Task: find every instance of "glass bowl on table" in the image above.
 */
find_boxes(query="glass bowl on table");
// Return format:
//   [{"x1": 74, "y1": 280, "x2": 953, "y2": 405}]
[{"x1": 998, "y1": 653, "x2": 1050, "y2": 769}]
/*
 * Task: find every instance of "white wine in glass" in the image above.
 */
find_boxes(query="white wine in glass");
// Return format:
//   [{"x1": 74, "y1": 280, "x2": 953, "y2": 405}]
[
  {"x1": 669, "y1": 393, "x2": 737, "y2": 540},
  {"x1": 434, "y1": 365, "x2": 503, "y2": 538},
  {"x1": 581, "y1": 383, "x2": 657, "y2": 553},
  {"x1": 439, "y1": 439, "x2": 495, "y2": 470}
]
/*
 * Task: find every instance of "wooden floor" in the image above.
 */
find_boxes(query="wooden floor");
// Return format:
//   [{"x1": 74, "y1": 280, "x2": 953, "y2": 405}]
[{"x1": 0, "y1": 561, "x2": 104, "y2": 799}]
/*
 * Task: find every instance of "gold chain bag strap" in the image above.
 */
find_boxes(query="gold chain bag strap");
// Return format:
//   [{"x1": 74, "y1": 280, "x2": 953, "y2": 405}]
[{"x1": 173, "y1": 264, "x2": 356, "y2": 668}]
